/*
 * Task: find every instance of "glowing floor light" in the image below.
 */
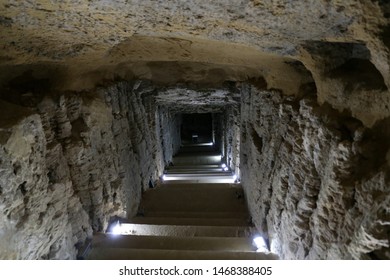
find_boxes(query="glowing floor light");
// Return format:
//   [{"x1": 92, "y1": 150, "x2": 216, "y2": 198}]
[
  {"x1": 253, "y1": 235, "x2": 269, "y2": 253},
  {"x1": 108, "y1": 222, "x2": 135, "y2": 235},
  {"x1": 221, "y1": 163, "x2": 229, "y2": 171},
  {"x1": 111, "y1": 221, "x2": 122, "y2": 235}
]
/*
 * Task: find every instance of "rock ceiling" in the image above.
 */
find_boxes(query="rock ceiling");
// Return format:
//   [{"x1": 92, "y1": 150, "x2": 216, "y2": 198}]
[{"x1": 0, "y1": 0, "x2": 389, "y2": 124}]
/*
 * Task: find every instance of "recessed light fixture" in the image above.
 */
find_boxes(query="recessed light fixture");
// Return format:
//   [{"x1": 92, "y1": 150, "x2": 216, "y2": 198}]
[
  {"x1": 253, "y1": 235, "x2": 268, "y2": 253},
  {"x1": 111, "y1": 221, "x2": 122, "y2": 235}
]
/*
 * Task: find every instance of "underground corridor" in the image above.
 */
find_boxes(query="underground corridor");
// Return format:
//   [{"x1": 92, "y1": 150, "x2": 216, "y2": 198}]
[{"x1": 0, "y1": 1, "x2": 389, "y2": 260}]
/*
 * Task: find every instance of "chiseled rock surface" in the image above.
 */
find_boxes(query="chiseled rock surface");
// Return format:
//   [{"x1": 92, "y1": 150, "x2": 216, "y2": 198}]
[
  {"x1": 158, "y1": 106, "x2": 182, "y2": 165},
  {"x1": 0, "y1": 81, "x2": 179, "y2": 259},
  {"x1": 102, "y1": 81, "x2": 179, "y2": 219},
  {"x1": 240, "y1": 85, "x2": 390, "y2": 259},
  {"x1": 1, "y1": 0, "x2": 387, "y2": 64},
  {"x1": 155, "y1": 86, "x2": 239, "y2": 113},
  {"x1": 0, "y1": 100, "x2": 87, "y2": 259},
  {"x1": 37, "y1": 91, "x2": 127, "y2": 233},
  {"x1": 220, "y1": 103, "x2": 241, "y2": 176},
  {"x1": 1, "y1": 1, "x2": 389, "y2": 125}
]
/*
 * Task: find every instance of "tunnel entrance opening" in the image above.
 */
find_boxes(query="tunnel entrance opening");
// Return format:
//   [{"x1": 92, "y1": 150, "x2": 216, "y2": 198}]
[{"x1": 180, "y1": 113, "x2": 213, "y2": 145}]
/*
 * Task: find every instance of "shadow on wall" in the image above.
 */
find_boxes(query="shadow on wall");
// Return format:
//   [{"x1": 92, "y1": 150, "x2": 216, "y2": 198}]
[
  {"x1": 328, "y1": 58, "x2": 387, "y2": 93},
  {"x1": 381, "y1": 24, "x2": 390, "y2": 51},
  {"x1": 0, "y1": 64, "x2": 67, "y2": 107},
  {"x1": 304, "y1": 41, "x2": 388, "y2": 93}
]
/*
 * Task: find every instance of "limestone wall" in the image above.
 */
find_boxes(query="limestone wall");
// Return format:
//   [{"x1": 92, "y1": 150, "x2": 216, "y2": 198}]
[
  {"x1": 222, "y1": 105, "x2": 241, "y2": 179},
  {"x1": 0, "y1": 81, "x2": 173, "y2": 259},
  {"x1": 157, "y1": 106, "x2": 181, "y2": 166},
  {"x1": 0, "y1": 100, "x2": 90, "y2": 259},
  {"x1": 240, "y1": 84, "x2": 390, "y2": 259}
]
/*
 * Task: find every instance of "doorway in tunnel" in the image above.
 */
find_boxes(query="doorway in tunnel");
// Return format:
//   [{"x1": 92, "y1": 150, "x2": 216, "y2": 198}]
[{"x1": 180, "y1": 113, "x2": 213, "y2": 144}]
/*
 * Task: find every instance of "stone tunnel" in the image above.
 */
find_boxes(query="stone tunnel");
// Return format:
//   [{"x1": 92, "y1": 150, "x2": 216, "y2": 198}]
[{"x1": 0, "y1": 0, "x2": 389, "y2": 260}]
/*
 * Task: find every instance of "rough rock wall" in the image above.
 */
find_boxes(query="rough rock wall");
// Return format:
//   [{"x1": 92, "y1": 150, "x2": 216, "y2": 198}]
[
  {"x1": 212, "y1": 113, "x2": 223, "y2": 152},
  {"x1": 0, "y1": 81, "x2": 172, "y2": 259},
  {"x1": 221, "y1": 105, "x2": 241, "y2": 178},
  {"x1": 240, "y1": 84, "x2": 390, "y2": 259},
  {"x1": 37, "y1": 92, "x2": 126, "y2": 234},
  {"x1": 301, "y1": 41, "x2": 390, "y2": 127},
  {"x1": 0, "y1": 100, "x2": 91, "y2": 259},
  {"x1": 104, "y1": 81, "x2": 166, "y2": 218},
  {"x1": 157, "y1": 106, "x2": 181, "y2": 165}
]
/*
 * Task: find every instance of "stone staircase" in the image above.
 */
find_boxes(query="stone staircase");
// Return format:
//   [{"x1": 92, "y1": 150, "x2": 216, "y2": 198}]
[
  {"x1": 163, "y1": 144, "x2": 237, "y2": 183},
  {"x1": 87, "y1": 144, "x2": 277, "y2": 260}
]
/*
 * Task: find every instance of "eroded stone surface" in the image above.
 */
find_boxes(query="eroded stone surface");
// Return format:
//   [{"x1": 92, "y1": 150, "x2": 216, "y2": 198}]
[
  {"x1": 1, "y1": 0, "x2": 389, "y2": 125},
  {"x1": 0, "y1": 100, "x2": 86, "y2": 259},
  {"x1": 0, "y1": 81, "x2": 181, "y2": 259},
  {"x1": 240, "y1": 84, "x2": 390, "y2": 259}
]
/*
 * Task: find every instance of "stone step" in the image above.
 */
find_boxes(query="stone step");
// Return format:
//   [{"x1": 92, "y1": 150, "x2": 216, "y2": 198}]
[
  {"x1": 140, "y1": 187, "x2": 246, "y2": 212},
  {"x1": 160, "y1": 182, "x2": 240, "y2": 189},
  {"x1": 141, "y1": 210, "x2": 250, "y2": 219},
  {"x1": 173, "y1": 154, "x2": 222, "y2": 165},
  {"x1": 92, "y1": 234, "x2": 255, "y2": 251},
  {"x1": 167, "y1": 164, "x2": 221, "y2": 170},
  {"x1": 166, "y1": 169, "x2": 225, "y2": 174},
  {"x1": 105, "y1": 223, "x2": 255, "y2": 237},
  {"x1": 178, "y1": 146, "x2": 218, "y2": 153},
  {"x1": 164, "y1": 172, "x2": 232, "y2": 177},
  {"x1": 163, "y1": 174, "x2": 236, "y2": 183},
  {"x1": 180, "y1": 143, "x2": 214, "y2": 147},
  {"x1": 162, "y1": 178, "x2": 237, "y2": 184},
  {"x1": 165, "y1": 170, "x2": 229, "y2": 174},
  {"x1": 143, "y1": 184, "x2": 244, "y2": 195},
  {"x1": 127, "y1": 216, "x2": 250, "y2": 226},
  {"x1": 175, "y1": 150, "x2": 221, "y2": 155},
  {"x1": 153, "y1": 183, "x2": 243, "y2": 191},
  {"x1": 176, "y1": 148, "x2": 220, "y2": 154},
  {"x1": 88, "y1": 247, "x2": 278, "y2": 260}
]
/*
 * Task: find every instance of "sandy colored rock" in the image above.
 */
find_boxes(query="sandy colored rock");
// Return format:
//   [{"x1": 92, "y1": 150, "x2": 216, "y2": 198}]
[
  {"x1": 0, "y1": 0, "x2": 388, "y2": 125},
  {"x1": 0, "y1": 81, "x2": 182, "y2": 259},
  {"x1": 0, "y1": 100, "x2": 87, "y2": 259},
  {"x1": 240, "y1": 85, "x2": 390, "y2": 259}
]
